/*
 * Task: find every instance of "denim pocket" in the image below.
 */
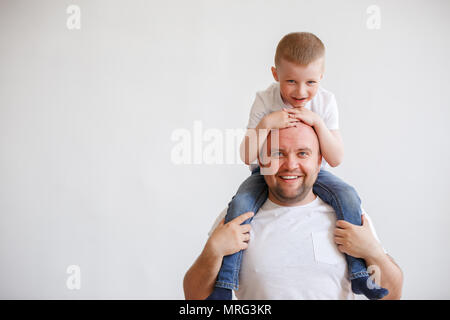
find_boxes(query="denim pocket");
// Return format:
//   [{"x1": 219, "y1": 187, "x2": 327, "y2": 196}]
[{"x1": 311, "y1": 230, "x2": 346, "y2": 265}]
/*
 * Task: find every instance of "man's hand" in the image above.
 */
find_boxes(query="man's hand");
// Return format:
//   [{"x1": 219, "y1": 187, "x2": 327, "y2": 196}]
[
  {"x1": 263, "y1": 110, "x2": 300, "y2": 130},
  {"x1": 333, "y1": 214, "x2": 385, "y2": 260},
  {"x1": 284, "y1": 107, "x2": 321, "y2": 127},
  {"x1": 205, "y1": 211, "x2": 254, "y2": 258}
]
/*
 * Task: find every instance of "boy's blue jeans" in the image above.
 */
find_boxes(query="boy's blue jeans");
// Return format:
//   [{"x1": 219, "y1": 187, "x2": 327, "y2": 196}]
[{"x1": 215, "y1": 167, "x2": 369, "y2": 291}]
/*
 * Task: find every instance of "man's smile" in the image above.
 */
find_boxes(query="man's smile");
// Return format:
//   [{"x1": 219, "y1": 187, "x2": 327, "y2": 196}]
[{"x1": 277, "y1": 174, "x2": 304, "y2": 184}]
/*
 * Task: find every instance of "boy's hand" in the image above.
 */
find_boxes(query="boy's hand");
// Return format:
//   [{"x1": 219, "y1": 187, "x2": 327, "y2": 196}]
[
  {"x1": 263, "y1": 110, "x2": 300, "y2": 129},
  {"x1": 205, "y1": 211, "x2": 254, "y2": 258},
  {"x1": 333, "y1": 214, "x2": 385, "y2": 260},
  {"x1": 284, "y1": 107, "x2": 320, "y2": 127}
]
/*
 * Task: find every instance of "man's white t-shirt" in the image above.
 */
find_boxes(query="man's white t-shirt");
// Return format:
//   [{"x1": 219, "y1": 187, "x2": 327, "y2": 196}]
[
  {"x1": 246, "y1": 82, "x2": 339, "y2": 170},
  {"x1": 208, "y1": 197, "x2": 385, "y2": 300}
]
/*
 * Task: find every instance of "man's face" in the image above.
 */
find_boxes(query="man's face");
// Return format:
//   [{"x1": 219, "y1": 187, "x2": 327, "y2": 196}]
[
  {"x1": 260, "y1": 124, "x2": 322, "y2": 206},
  {"x1": 271, "y1": 58, "x2": 324, "y2": 108}
]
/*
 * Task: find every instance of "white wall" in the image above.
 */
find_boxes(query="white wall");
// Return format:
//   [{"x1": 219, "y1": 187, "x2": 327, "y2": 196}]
[{"x1": 1, "y1": 0, "x2": 449, "y2": 299}]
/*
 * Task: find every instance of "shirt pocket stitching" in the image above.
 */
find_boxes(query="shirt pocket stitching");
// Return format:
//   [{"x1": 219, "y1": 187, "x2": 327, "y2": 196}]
[{"x1": 311, "y1": 230, "x2": 346, "y2": 265}]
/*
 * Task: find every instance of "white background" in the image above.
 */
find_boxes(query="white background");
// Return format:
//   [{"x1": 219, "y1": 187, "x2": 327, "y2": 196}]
[{"x1": 1, "y1": 0, "x2": 449, "y2": 299}]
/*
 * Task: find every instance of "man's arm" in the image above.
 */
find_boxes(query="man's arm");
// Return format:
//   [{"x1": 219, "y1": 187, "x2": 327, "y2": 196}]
[
  {"x1": 183, "y1": 244, "x2": 224, "y2": 300},
  {"x1": 364, "y1": 252, "x2": 403, "y2": 300},
  {"x1": 183, "y1": 211, "x2": 254, "y2": 300},
  {"x1": 334, "y1": 214, "x2": 403, "y2": 299}
]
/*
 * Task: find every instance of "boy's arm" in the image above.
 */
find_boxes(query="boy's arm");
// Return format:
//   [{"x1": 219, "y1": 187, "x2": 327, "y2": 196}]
[
  {"x1": 314, "y1": 122, "x2": 344, "y2": 167},
  {"x1": 239, "y1": 123, "x2": 269, "y2": 166},
  {"x1": 286, "y1": 108, "x2": 344, "y2": 167},
  {"x1": 240, "y1": 110, "x2": 299, "y2": 165}
]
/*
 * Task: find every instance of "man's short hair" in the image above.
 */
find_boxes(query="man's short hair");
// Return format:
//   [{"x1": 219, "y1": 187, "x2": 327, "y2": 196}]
[{"x1": 274, "y1": 32, "x2": 325, "y2": 68}]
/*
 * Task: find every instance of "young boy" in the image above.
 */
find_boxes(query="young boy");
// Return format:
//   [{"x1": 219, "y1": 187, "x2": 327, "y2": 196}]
[{"x1": 206, "y1": 32, "x2": 389, "y2": 300}]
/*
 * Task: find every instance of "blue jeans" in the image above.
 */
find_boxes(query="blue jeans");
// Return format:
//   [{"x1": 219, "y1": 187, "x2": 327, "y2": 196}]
[{"x1": 215, "y1": 167, "x2": 369, "y2": 291}]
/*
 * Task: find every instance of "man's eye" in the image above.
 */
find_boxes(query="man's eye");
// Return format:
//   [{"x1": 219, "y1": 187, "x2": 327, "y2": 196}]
[
  {"x1": 271, "y1": 151, "x2": 283, "y2": 157},
  {"x1": 299, "y1": 152, "x2": 309, "y2": 157}
]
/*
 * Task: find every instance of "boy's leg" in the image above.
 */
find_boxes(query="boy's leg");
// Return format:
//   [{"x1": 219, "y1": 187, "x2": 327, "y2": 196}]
[
  {"x1": 313, "y1": 169, "x2": 389, "y2": 300},
  {"x1": 206, "y1": 168, "x2": 268, "y2": 300}
]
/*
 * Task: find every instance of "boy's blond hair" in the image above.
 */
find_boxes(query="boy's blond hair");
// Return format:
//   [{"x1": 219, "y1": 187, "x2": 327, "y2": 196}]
[{"x1": 274, "y1": 32, "x2": 325, "y2": 67}]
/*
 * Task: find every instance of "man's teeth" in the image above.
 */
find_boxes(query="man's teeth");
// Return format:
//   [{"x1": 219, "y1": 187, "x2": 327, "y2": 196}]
[{"x1": 280, "y1": 176, "x2": 299, "y2": 179}]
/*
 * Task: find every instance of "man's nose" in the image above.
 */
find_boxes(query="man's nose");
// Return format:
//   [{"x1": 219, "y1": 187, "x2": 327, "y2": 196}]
[{"x1": 285, "y1": 153, "x2": 299, "y2": 171}]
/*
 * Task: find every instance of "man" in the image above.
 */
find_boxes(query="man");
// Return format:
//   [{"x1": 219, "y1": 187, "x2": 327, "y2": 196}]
[{"x1": 183, "y1": 124, "x2": 403, "y2": 299}]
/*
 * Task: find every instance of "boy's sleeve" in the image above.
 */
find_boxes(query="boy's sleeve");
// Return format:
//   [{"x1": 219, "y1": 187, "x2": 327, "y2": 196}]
[
  {"x1": 247, "y1": 93, "x2": 268, "y2": 129},
  {"x1": 322, "y1": 93, "x2": 339, "y2": 131}
]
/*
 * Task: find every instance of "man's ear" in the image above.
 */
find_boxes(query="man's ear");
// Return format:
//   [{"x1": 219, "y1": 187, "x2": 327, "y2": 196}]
[{"x1": 271, "y1": 66, "x2": 279, "y2": 82}]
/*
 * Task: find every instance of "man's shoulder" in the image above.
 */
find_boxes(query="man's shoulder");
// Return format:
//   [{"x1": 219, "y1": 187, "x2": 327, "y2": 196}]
[
  {"x1": 207, "y1": 208, "x2": 228, "y2": 237},
  {"x1": 313, "y1": 196, "x2": 335, "y2": 211}
]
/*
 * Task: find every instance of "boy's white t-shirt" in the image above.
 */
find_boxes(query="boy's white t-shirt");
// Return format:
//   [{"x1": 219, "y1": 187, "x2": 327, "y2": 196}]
[
  {"x1": 208, "y1": 197, "x2": 385, "y2": 300},
  {"x1": 247, "y1": 82, "x2": 339, "y2": 170}
]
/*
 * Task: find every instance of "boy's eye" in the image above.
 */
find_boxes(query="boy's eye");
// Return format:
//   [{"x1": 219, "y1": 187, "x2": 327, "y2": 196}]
[
  {"x1": 307, "y1": 81, "x2": 317, "y2": 85},
  {"x1": 287, "y1": 80, "x2": 296, "y2": 84}
]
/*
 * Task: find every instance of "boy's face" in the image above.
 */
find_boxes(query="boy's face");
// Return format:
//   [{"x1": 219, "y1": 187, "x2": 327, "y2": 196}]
[{"x1": 271, "y1": 58, "x2": 324, "y2": 108}]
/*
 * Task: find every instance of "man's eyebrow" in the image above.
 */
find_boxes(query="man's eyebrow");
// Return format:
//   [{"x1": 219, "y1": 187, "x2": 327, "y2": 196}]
[{"x1": 271, "y1": 147, "x2": 312, "y2": 152}]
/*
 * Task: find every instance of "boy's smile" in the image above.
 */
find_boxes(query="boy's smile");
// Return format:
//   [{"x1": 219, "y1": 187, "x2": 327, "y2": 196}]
[{"x1": 271, "y1": 58, "x2": 324, "y2": 108}]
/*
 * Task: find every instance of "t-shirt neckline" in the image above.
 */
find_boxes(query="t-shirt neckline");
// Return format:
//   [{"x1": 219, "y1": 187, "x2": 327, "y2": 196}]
[{"x1": 265, "y1": 195, "x2": 321, "y2": 210}]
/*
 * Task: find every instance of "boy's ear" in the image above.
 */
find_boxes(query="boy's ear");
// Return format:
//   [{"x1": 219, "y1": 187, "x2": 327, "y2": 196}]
[{"x1": 271, "y1": 66, "x2": 279, "y2": 82}]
